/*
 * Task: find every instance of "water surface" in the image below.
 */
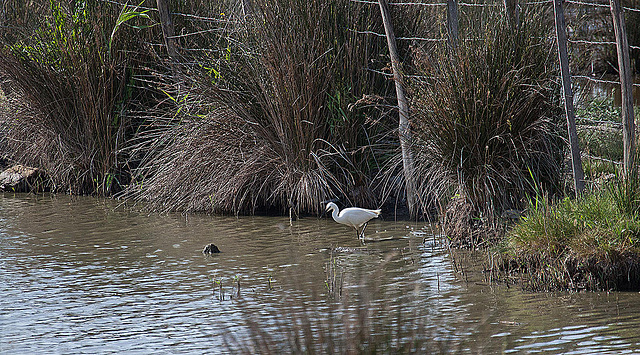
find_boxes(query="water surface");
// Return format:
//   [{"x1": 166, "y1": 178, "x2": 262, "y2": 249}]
[{"x1": 1, "y1": 194, "x2": 640, "y2": 353}]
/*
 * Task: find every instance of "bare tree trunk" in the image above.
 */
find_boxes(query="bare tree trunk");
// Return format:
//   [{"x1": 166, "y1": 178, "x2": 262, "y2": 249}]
[
  {"x1": 447, "y1": 0, "x2": 459, "y2": 50},
  {"x1": 156, "y1": 0, "x2": 177, "y2": 58},
  {"x1": 553, "y1": 0, "x2": 585, "y2": 195},
  {"x1": 378, "y1": 0, "x2": 417, "y2": 216},
  {"x1": 610, "y1": 0, "x2": 636, "y2": 177}
]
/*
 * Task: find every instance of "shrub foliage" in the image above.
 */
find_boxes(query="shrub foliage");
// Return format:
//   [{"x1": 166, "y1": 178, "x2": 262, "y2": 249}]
[
  {"x1": 0, "y1": 1, "x2": 159, "y2": 194},
  {"x1": 410, "y1": 6, "x2": 563, "y2": 226}
]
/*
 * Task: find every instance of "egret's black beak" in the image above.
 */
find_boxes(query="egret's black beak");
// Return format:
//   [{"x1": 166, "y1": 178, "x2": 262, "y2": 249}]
[
  {"x1": 320, "y1": 198, "x2": 338, "y2": 218},
  {"x1": 320, "y1": 205, "x2": 329, "y2": 218}
]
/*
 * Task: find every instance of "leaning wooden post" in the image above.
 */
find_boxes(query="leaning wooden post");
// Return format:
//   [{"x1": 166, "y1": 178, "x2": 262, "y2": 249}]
[
  {"x1": 156, "y1": 0, "x2": 177, "y2": 58},
  {"x1": 378, "y1": 0, "x2": 417, "y2": 216},
  {"x1": 610, "y1": 0, "x2": 636, "y2": 177},
  {"x1": 553, "y1": 0, "x2": 585, "y2": 195}
]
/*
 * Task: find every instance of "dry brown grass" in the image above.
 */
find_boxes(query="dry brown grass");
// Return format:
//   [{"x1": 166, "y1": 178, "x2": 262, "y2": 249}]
[
  {"x1": 0, "y1": 1, "x2": 160, "y2": 194},
  {"x1": 408, "y1": 5, "x2": 564, "y2": 231},
  {"x1": 124, "y1": 0, "x2": 394, "y2": 215}
]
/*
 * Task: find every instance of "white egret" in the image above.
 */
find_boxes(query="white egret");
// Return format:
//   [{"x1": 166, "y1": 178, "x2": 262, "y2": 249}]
[{"x1": 325, "y1": 202, "x2": 381, "y2": 242}]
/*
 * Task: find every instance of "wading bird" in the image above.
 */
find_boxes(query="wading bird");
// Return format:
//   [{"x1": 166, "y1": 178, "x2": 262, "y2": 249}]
[{"x1": 325, "y1": 202, "x2": 381, "y2": 242}]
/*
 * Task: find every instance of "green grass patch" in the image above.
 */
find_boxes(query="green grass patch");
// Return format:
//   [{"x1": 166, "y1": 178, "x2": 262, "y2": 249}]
[{"x1": 502, "y1": 177, "x2": 640, "y2": 291}]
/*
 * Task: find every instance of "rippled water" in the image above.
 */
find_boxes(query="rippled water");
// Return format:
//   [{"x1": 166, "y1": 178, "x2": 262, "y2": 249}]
[{"x1": 1, "y1": 194, "x2": 640, "y2": 353}]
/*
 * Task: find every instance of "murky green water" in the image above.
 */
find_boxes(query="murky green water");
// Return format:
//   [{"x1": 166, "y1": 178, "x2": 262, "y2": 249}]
[{"x1": 1, "y1": 194, "x2": 640, "y2": 353}]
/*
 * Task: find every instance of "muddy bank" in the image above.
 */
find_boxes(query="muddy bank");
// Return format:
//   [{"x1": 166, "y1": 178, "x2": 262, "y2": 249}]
[{"x1": 497, "y1": 254, "x2": 640, "y2": 292}]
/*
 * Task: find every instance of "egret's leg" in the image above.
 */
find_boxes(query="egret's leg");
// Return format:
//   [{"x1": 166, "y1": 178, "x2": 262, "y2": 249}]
[{"x1": 360, "y1": 222, "x2": 369, "y2": 240}]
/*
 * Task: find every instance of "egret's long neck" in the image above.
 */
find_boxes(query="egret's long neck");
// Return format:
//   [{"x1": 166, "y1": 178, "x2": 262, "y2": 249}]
[{"x1": 331, "y1": 206, "x2": 340, "y2": 222}]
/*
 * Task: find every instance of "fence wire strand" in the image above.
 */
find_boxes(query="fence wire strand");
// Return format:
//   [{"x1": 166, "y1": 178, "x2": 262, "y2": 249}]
[{"x1": 141, "y1": 0, "x2": 639, "y2": 95}]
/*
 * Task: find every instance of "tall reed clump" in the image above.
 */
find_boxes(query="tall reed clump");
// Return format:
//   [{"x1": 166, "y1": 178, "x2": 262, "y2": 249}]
[
  {"x1": 409, "y1": 6, "x2": 564, "y2": 244},
  {"x1": 126, "y1": 0, "x2": 393, "y2": 215},
  {"x1": 0, "y1": 1, "x2": 158, "y2": 194}
]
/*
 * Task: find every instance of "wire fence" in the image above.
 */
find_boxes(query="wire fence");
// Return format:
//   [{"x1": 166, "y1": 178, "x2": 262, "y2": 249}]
[
  {"x1": 346, "y1": 0, "x2": 639, "y2": 89},
  {"x1": 126, "y1": 0, "x2": 640, "y2": 135},
  {"x1": 125, "y1": 0, "x2": 638, "y2": 92},
  {"x1": 95, "y1": 0, "x2": 640, "y2": 178},
  {"x1": 340, "y1": 0, "x2": 638, "y2": 169},
  {"x1": 105, "y1": 0, "x2": 638, "y2": 91}
]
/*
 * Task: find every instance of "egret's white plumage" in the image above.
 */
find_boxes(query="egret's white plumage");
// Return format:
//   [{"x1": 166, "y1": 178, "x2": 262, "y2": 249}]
[{"x1": 325, "y1": 202, "x2": 381, "y2": 242}]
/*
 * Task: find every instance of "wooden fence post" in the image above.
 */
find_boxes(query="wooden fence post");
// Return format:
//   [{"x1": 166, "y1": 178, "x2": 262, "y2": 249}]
[
  {"x1": 447, "y1": 0, "x2": 459, "y2": 50},
  {"x1": 553, "y1": 0, "x2": 585, "y2": 195},
  {"x1": 504, "y1": 0, "x2": 520, "y2": 29},
  {"x1": 610, "y1": 0, "x2": 636, "y2": 177},
  {"x1": 156, "y1": 0, "x2": 177, "y2": 58},
  {"x1": 378, "y1": 0, "x2": 417, "y2": 216}
]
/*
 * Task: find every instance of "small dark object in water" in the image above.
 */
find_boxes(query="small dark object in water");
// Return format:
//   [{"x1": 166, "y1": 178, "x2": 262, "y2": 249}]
[{"x1": 203, "y1": 243, "x2": 221, "y2": 254}]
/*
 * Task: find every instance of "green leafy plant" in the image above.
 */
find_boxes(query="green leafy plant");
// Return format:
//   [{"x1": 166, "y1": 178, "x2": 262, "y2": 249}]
[{"x1": 109, "y1": 1, "x2": 154, "y2": 57}]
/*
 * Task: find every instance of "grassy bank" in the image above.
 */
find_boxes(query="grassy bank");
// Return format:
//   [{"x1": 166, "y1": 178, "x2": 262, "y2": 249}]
[
  {"x1": 498, "y1": 93, "x2": 640, "y2": 291},
  {"x1": 501, "y1": 176, "x2": 640, "y2": 291}
]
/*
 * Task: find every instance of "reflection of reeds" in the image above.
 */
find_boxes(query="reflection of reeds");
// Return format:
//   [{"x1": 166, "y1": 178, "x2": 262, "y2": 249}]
[
  {"x1": 225, "y1": 249, "x2": 455, "y2": 354},
  {"x1": 230, "y1": 300, "x2": 440, "y2": 354},
  {"x1": 325, "y1": 248, "x2": 345, "y2": 299}
]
